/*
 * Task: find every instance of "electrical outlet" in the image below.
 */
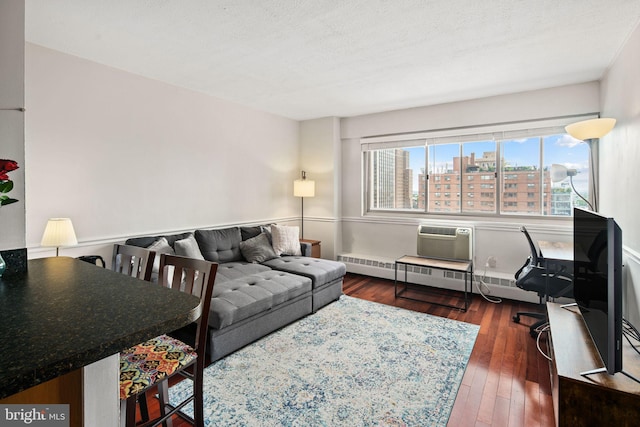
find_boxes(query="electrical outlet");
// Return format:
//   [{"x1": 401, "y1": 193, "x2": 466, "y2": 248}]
[{"x1": 487, "y1": 256, "x2": 497, "y2": 268}]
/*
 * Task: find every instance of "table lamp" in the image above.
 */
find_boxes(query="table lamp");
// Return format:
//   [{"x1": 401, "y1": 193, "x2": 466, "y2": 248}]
[{"x1": 41, "y1": 218, "x2": 78, "y2": 256}]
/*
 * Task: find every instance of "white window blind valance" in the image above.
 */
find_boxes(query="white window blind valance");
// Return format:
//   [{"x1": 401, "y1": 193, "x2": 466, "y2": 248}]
[{"x1": 360, "y1": 114, "x2": 599, "y2": 151}]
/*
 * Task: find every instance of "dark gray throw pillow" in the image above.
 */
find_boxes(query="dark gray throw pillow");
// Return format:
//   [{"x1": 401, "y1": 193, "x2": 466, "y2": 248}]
[{"x1": 240, "y1": 233, "x2": 278, "y2": 263}]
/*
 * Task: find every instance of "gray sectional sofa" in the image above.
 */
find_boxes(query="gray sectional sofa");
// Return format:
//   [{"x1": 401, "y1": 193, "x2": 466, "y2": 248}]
[{"x1": 125, "y1": 225, "x2": 346, "y2": 361}]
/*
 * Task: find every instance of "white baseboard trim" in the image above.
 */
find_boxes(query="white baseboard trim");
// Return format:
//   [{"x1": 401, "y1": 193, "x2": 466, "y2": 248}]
[{"x1": 339, "y1": 252, "x2": 542, "y2": 304}]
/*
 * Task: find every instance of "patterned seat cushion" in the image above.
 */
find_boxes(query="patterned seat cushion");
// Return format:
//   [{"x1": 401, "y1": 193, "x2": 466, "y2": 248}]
[{"x1": 119, "y1": 334, "x2": 197, "y2": 400}]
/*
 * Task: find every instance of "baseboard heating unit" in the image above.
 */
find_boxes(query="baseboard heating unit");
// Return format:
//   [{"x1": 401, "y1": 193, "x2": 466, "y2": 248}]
[{"x1": 416, "y1": 225, "x2": 473, "y2": 261}]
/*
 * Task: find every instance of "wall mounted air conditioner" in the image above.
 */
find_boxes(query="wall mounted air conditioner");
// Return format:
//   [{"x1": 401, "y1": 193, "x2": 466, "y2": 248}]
[{"x1": 417, "y1": 225, "x2": 473, "y2": 261}]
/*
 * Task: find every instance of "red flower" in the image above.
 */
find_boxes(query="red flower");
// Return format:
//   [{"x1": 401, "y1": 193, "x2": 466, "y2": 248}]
[{"x1": 0, "y1": 159, "x2": 19, "y2": 181}]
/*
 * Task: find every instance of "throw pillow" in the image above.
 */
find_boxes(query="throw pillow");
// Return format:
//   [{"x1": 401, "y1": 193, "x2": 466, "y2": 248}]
[
  {"x1": 147, "y1": 237, "x2": 175, "y2": 282},
  {"x1": 174, "y1": 234, "x2": 205, "y2": 260},
  {"x1": 271, "y1": 224, "x2": 302, "y2": 256},
  {"x1": 240, "y1": 232, "x2": 278, "y2": 263}
]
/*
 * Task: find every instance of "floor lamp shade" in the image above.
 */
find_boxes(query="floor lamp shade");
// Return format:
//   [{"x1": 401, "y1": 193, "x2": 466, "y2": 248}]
[
  {"x1": 565, "y1": 118, "x2": 616, "y2": 140},
  {"x1": 294, "y1": 179, "x2": 315, "y2": 197},
  {"x1": 41, "y1": 218, "x2": 78, "y2": 256},
  {"x1": 294, "y1": 171, "x2": 315, "y2": 239}
]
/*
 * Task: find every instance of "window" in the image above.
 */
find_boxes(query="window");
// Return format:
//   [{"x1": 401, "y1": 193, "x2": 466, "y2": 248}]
[
  {"x1": 362, "y1": 117, "x2": 594, "y2": 217},
  {"x1": 461, "y1": 140, "x2": 496, "y2": 213},
  {"x1": 368, "y1": 147, "x2": 424, "y2": 210},
  {"x1": 426, "y1": 143, "x2": 460, "y2": 213}
]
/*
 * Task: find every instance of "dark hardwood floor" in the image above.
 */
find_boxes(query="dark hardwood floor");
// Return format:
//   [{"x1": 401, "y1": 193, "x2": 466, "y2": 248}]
[{"x1": 145, "y1": 272, "x2": 554, "y2": 427}]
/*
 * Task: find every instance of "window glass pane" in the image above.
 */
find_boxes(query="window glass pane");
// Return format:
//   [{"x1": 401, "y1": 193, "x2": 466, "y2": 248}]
[
  {"x1": 544, "y1": 134, "x2": 591, "y2": 215},
  {"x1": 500, "y1": 137, "x2": 543, "y2": 215},
  {"x1": 364, "y1": 121, "x2": 597, "y2": 218},
  {"x1": 461, "y1": 141, "x2": 496, "y2": 213},
  {"x1": 369, "y1": 147, "x2": 425, "y2": 210},
  {"x1": 428, "y1": 144, "x2": 460, "y2": 213}
]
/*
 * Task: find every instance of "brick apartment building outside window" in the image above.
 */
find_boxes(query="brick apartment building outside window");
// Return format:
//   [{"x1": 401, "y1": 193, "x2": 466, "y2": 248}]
[{"x1": 364, "y1": 122, "x2": 592, "y2": 217}]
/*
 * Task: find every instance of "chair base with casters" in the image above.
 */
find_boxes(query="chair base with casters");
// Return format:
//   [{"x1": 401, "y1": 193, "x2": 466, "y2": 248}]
[
  {"x1": 119, "y1": 254, "x2": 217, "y2": 427},
  {"x1": 513, "y1": 309, "x2": 547, "y2": 338}
]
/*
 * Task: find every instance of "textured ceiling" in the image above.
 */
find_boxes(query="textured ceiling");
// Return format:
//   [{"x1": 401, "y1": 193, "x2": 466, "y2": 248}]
[{"x1": 25, "y1": 0, "x2": 640, "y2": 120}]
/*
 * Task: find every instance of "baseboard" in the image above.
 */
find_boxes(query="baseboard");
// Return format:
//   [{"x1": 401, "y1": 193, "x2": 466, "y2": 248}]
[{"x1": 338, "y1": 252, "x2": 543, "y2": 303}]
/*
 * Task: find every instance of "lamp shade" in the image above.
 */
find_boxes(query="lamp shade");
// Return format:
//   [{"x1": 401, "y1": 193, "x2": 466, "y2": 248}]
[
  {"x1": 41, "y1": 218, "x2": 78, "y2": 248},
  {"x1": 565, "y1": 118, "x2": 616, "y2": 141},
  {"x1": 294, "y1": 179, "x2": 315, "y2": 197},
  {"x1": 550, "y1": 164, "x2": 577, "y2": 183}
]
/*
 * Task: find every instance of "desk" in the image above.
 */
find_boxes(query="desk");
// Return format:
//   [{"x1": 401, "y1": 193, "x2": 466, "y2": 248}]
[
  {"x1": 538, "y1": 240, "x2": 572, "y2": 262},
  {"x1": 0, "y1": 257, "x2": 201, "y2": 426},
  {"x1": 394, "y1": 255, "x2": 473, "y2": 311}
]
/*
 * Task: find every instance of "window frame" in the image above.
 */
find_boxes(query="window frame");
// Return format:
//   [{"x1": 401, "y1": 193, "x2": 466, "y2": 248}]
[{"x1": 360, "y1": 115, "x2": 598, "y2": 219}]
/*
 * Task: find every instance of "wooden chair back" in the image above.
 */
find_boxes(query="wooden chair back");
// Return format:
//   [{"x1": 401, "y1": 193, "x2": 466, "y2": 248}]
[
  {"x1": 157, "y1": 254, "x2": 218, "y2": 355},
  {"x1": 111, "y1": 244, "x2": 155, "y2": 282}
]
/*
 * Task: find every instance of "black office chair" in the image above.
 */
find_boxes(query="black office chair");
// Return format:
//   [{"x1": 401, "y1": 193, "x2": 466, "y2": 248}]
[{"x1": 513, "y1": 226, "x2": 573, "y2": 337}]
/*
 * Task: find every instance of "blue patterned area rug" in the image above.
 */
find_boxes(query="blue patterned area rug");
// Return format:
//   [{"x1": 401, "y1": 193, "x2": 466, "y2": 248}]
[{"x1": 168, "y1": 295, "x2": 479, "y2": 426}]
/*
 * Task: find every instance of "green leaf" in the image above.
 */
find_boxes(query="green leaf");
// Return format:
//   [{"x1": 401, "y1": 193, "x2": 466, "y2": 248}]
[
  {"x1": 0, "y1": 196, "x2": 18, "y2": 206},
  {"x1": 0, "y1": 180, "x2": 13, "y2": 193}
]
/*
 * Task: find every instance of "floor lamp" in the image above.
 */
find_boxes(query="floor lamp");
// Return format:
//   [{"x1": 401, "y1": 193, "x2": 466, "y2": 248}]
[
  {"x1": 550, "y1": 164, "x2": 593, "y2": 211},
  {"x1": 563, "y1": 117, "x2": 616, "y2": 212},
  {"x1": 41, "y1": 218, "x2": 78, "y2": 256},
  {"x1": 293, "y1": 171, "x2": 315, "y2": 239}
]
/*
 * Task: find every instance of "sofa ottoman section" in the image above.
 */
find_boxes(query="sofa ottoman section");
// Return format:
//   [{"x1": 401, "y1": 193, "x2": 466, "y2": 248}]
[
  {"x1": 261, "y1": 257, "x2": 346, "y2": 312},
  {"x1": 215, "y1": 262, "x2": 271, "y2": 283},
  {"x1": 208, "y1": 270, "x2": 312, "y2": 360}
]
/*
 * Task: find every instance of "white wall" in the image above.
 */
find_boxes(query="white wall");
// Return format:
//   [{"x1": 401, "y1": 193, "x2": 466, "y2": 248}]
[
  {"x1": 339, "y1": 83, "x2": 600, "y2": 297},
  {"x1": 299, "y1": 117, "x2": 341, "y2": 259},
  {"x1": 25, "y1": 43, "x2": 300, "y2": 258},
  {"x1": 0, "y1": 0, "x2": 25, "y2": 251},
  {"x1": 600, "y1": 22, "x2": 640, "y2": 324}
]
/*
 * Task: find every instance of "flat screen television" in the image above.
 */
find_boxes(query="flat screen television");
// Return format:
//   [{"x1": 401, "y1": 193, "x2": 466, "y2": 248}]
[{"x1": 573, "y1": 207, "x2": 623, "y2": 375}]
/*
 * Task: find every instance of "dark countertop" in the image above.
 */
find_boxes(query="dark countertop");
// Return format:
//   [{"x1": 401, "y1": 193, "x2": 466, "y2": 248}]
[{"x1": 0, "y1": 257, "x2": 201, "y2": 399}]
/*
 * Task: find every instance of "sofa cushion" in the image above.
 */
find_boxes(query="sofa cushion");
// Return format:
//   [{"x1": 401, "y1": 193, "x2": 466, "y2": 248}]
[
  {"x1": 271, "y1": 224, "x2": 302, "y2": 256},
  {"x1": 209, "y1": 271, "x2": 311, "y2": 329},
  {"x1": 195, "y1": 227, "x2": 243, "y2": 263},
  {"x1": 262, "y1": 257, "x2": 347, "y2": 288},
  {"x1": 240, "y1": 226, "x2": 262, "y2": 241},
  {"x1": 126, "y1": 232, "x2": 193, "y2": 249},
  {"x1": 240, "y1": 233, "x2": 278, "y2": 263},
  {"x1": 174, "y1": 234, "x2": 204, "y2": 260},
  {"x1": 214, "y1": 262, "x2": 272, "y2": 283}
]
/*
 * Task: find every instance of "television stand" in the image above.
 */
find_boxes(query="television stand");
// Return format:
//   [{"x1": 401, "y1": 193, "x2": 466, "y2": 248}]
[{"x1": 547, "y1": 302, "x2": 640, "y2": 426}]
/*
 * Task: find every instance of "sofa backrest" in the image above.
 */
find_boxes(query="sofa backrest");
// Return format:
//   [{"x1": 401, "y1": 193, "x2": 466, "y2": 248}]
[
  {"x1": 125, "y1": 232, "x2": 192, "y2": 249},
  {"x1": 195, "y1": 227, "x2": 243, "y2": 263}
]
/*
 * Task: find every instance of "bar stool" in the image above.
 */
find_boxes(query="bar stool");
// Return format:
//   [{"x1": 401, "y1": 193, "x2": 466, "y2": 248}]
[{"x1": 119, "y1": 254, "x2": 218, "y2": 427}]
